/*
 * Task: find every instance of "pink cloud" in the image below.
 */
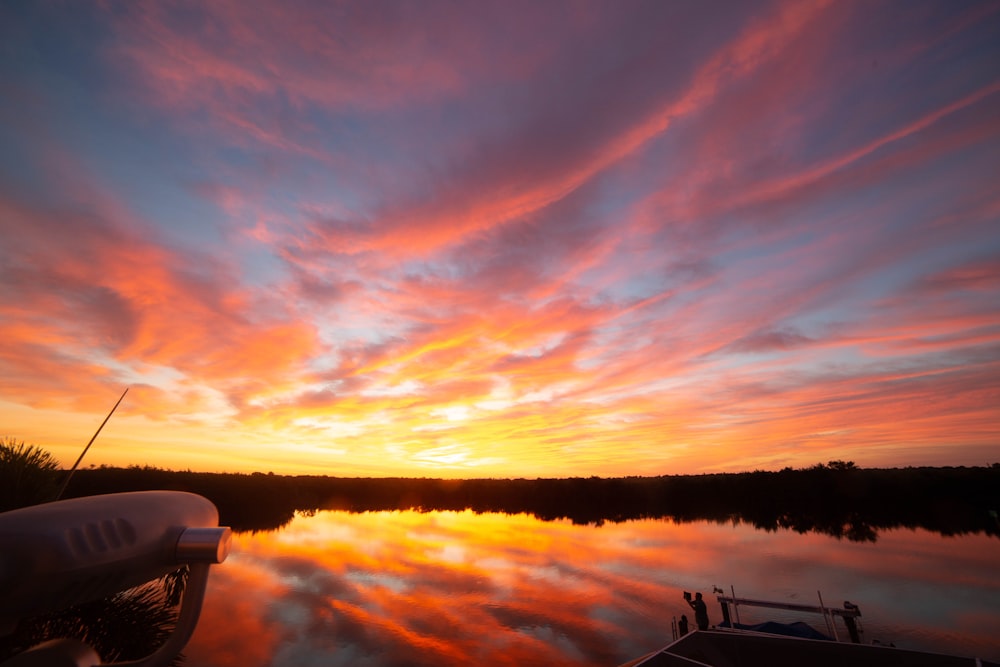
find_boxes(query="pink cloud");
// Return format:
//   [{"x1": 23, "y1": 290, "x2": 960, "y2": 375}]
[
  {"x1": 308, "y1": 0, "x2": 840, "y2": 258},
  {"x1": 0, "y1": 147, "x2": 322, "y2": 419}
]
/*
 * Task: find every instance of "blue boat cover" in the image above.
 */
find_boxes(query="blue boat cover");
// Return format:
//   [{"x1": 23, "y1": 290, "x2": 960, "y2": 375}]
[{"x1": 717, "y1": 620, "x2": 833, "y2": 641}]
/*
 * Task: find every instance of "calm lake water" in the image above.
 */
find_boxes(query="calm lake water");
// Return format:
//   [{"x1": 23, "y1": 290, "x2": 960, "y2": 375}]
[{"x1": 184, "y1": 510, "x2": 1000, "y2": 666}]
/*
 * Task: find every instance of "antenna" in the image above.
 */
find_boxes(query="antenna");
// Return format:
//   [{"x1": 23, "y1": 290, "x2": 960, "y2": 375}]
[{"x1": 56, "y1": 387, "x2": 129, "y2": 500}]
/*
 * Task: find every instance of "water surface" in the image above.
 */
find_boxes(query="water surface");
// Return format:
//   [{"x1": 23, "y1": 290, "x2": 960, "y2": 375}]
[{"x1": 186, "y1": 510, "x2": 1000, "y2": 665}]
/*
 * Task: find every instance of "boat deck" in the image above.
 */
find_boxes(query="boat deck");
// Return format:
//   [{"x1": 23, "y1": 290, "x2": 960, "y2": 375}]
[{"x1": 628, "y1": 630, "x2": 998, "y2": 667}]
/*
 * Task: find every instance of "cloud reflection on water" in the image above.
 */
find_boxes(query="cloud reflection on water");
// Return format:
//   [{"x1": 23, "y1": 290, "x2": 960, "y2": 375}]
[{"x1": 186, "y1": 511, "x2": 1000, "y2": 665}]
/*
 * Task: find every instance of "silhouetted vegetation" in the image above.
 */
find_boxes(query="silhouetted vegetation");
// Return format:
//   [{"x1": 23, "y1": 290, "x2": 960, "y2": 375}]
[
  {"x1": 60, "y1": 461, "x2": 1000, "y2": 542},
  {"x1": 0, "y1": 436, "x2": 60, "y2": 511}
]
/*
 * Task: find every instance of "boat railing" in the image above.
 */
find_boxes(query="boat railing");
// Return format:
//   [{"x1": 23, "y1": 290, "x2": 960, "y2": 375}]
[{"x1": 715, "y1": 593, "x2": 863, "y2": 643}]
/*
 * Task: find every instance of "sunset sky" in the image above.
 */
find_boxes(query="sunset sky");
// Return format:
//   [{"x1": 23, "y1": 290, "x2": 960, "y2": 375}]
[{"x1": 1, "y1": 1, "x2": 998, "y2": 477}]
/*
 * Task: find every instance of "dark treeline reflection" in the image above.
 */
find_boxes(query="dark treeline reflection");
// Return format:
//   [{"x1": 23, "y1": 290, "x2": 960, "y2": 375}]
[{"x1": 64, "y1": 462, "x2": 1000, "y2": 541}]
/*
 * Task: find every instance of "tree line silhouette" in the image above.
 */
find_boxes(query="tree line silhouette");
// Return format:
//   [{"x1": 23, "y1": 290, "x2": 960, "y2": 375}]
[{"x1": 60, "y1": 461, "x2": 1000, "y2": 541}]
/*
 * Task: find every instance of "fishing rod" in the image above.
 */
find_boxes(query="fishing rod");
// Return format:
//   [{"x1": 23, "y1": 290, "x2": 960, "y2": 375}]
[{"x1": 55, "y1": 386, "x2": 129, "y2": 500}]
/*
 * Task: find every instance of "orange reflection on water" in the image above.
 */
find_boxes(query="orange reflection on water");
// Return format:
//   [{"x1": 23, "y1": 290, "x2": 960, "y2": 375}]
[
  {"x1": 189, "y1": 554, "x2": 291, "y2": 665},
  {"x1": 186, "y1": 512, "x2": 1000, "y2": 666}
]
